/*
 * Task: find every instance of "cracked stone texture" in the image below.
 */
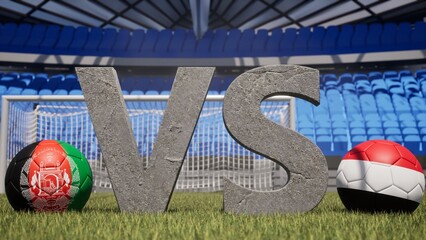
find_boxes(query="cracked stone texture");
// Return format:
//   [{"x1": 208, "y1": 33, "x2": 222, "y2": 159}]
[
  {"x1": 223, "y1": 65, "x2": 328, "y2": 214},
  {"x1": 76, "y1": 67, "x2": 215, "y2": 212}
]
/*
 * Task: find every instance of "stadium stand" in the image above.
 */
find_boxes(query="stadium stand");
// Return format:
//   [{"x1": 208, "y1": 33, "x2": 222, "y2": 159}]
[
  {"x1": 1, "y1": 22, "x2": 426, "y2": 58},
  {"x1": 0, "y1": 69, "x2": 425, "y2": 157}
]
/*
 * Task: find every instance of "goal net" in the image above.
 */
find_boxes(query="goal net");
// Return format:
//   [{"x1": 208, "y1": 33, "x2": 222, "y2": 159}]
[{"x1": 0, "y1": 95, "x2": 294, "y2": 192}]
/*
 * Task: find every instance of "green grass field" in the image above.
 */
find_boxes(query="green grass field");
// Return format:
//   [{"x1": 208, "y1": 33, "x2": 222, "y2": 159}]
[{"x1": 0, "y1": 192, "x2": 425, "y2": 240}]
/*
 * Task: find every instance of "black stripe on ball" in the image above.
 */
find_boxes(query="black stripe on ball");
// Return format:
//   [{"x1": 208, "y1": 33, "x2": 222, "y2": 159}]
[
  {"x1": 338, "y1": 187, "x2": 420, "y2": 213},
  {"x1": 5, "y1": 141, "x2": 40, "y2": 211}
]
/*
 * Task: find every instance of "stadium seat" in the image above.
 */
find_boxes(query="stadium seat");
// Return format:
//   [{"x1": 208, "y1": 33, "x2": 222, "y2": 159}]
[
  {"x1": 392, "y1": 94, "x2": 411, "y2": 112},
  {"x1": 252, "y1": 29, "x2": 268, "y2": 56},
  {"x1": 196, "y1": 30, "x2": 214, "y2": 57},
  {"x1": 280, "y1": 28, "x2": 297, "y2": 55},
  {"x1": 126, "y1": 29, "x2": 145, "y2": 56},
  {"x1": 365, "y1": 23, "x2": 382, "y2": 51},
  {"x1": 181, "y1": 31, "x2": 197, "y2": 57},
  {"x1": 351, "y1": 135, "x2": 367, "y2": 147},
  {"x1": 238, "y1": 29, "x2": 255, "y2": 56},
  {"x1": 404, "y1": 135, "x2": 422, "y2": 155},
  {"x1": 396, "y1": 22, "x2": 411, "y2": 49},
  {"x1": 412, "y1": 21, "x2": 426, "y2": 49},
  {"x1": 316, "y1": 135, "x2": 332, "y2": 155},
  {"x1": 371, "y1": 79, "x2": 388, "y2": 94},
  {"x1": 375, "y1": 93, "x2": 394, "y2": 113},
  {"x1": 410, "y1": 97, "x2": 426, "y2": 113},
  {"x1": 40, "y1": 25, "x2": 61, "y2": 52},
  {"x1": 223, "y1": 29, "x2": 241, "y2": 57},
  {"x1": 322, "y1": 26, "x2": 338, "y2": 53},
  {"x1": 25, "y1": 24, "x2": 47, "y2": 52},
  {"x1": 210, "y1": 29, "x2": 227, "y2": 56},
  {"x1": 97, "y1": 28, "x2": 118, "y2": 54},
  {"x1": 54, "y1": 26, "x2": 76, "y2": 53},
  {"x1": 83, "y1": 27, "x2": 103, "y2": 54},
  {"x1": 140, "y1": 29, "x2": 159, "y2": 57},
  {"x1": 337, "y1": 25, "x2": 353, "y2": 52},
  {"x1": 386, "y1": 78, "x2": 404, "y2": 95},
  {"x1": 308, "y1": 26, "x2": 325, "y2": 54},
  {"x1": 351, "y1": 24, "x2": 368, "y2": 52},
  {"x1": 111, "y1": 29, "x2": 130, "y2": 55},
  {"x1": 9, "y1": 24, "x2": 32, "y2": 51},
  {"x1": 0, "y1": 23, "x2": 17, "y2": 50},
  {"x1": 69, "y1": 26, "x2": 89, "y2": 54},
  {"x1": 155, "y1": 29, "x2": 173, "y2": 56},
  {"x1": 293, "y1": 27, "x2": 311, "y2": 54},
  {"x1": 381, "y1": 23, "x2": 397, "y2": 51},
  {"x1": 265, "y1": 28, "x2": 282, "y2": 55},
  {"x1": 168, "y1": 29, "x2": 186, "y2": 56}
]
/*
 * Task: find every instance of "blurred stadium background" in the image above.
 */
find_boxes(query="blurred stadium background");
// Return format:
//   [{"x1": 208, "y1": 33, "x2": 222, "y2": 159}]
[{"x1": 0, "y1": 0, "x2": 425, "y2": 192}]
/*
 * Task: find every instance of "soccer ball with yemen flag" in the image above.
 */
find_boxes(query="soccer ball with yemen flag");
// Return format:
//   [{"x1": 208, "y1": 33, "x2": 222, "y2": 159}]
[{"x1": 5, "y1": 140, "x2": 92, "y2": 211}]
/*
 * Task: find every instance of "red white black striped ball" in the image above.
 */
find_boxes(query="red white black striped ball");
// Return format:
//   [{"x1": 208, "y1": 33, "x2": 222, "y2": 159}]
[{"x1": 336, "y1": 140, "x2": 424, "y2": 212}]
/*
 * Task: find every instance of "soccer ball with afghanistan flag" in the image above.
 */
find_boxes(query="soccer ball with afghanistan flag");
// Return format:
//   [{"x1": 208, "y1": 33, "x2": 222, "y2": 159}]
[{"x1": 5, "y1": 140, "x2": 93, "y2": 212}]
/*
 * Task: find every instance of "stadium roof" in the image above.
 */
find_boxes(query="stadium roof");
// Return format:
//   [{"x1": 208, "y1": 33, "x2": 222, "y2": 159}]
[{"x1": 0, "y1": 0, "x2": 425, "y2": 38}]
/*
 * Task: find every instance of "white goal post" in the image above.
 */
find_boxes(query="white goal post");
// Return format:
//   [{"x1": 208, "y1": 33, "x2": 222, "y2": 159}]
[{"x1": 0, "y1": 95, "x2": 295, "y2": 193}]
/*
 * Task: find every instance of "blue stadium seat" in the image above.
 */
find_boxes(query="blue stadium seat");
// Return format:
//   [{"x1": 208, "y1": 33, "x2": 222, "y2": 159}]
[
  {"x1": 355, "y1": 80, "x2": 371, "y2": 95},
  {"x1": 351, "y1": 24, "x2": 368, "y2": 52},
  {"x1": 392, "y1": 94, "x2": 411, "y2": 112},
  {"x1": 334, "y1": 135, "x2": 349, "y2": 155},
  {"x1": 404, "y1": 135, "x2": 422, "y2": 155},
  {"x1": 293, "y1": 27, "x2": 311, "y2": 54},
  {"x1": 280, "y1": 28, "x2": 297, "y2": 55},
  {"x1": 415, "y1": 69, "x2": 426, "y2": 79},
  {"x1": 384, "y1": 71, "x2": 398, "y2": 79},
  {"x1": 381, "y1": 23, "x2": 397, "y2": 51},
  {"x1": 365, "y1": 23, "x2": 382, "y2": 51},
  {"x1": 410, "y1": 97, "x2": 426, "y2": 113},
  {"x1": 181, "y1": 31, "x2": 197, "y2": 57},
  {"x1": 140, "y1": 29, "x2": 159, "y2": 57},
  {"x1": 375, "y1": 93, "x2": 394, "y2": 113},
  {"x1": 383, "y1": 120, "x2": 399, "y2": 128},
  {"x1": 0, "y1": 23, "x2": 17, "y2": 50},
  {"x1": 396, "y1": 22, "x2": 411, "y2": 50},
  {"x1": 223, "y1": 29, "x2": 241, "y2": 57},
  {"x1": 337, "y1": 25, "x2": 353, "y2": 52},
  {"x1": 69, "y1": 26, "x2": 89, "y2": 54},
  {"x1": 40, "y1": 25, "x2": 61, "y2": 52},
  {"x1": 322, "y1": 26, "x2": 338, "y2": 53},
  {"x1": 351, "y1": 135, "x2": 367, "y2": 147},
  {"x1": 308, "y1": 26, "x2": 325, "y2": 54},
  {"x1": 317, "y1": 135, "x2": 332, "y2": 155},
  {"x1": 155, "y1": 29, "x2": 173, "y2": 56},
  {"x1": 386, "y1": 78, "x2": 404, "y2": 95},
  {"x1": 9, "y1": 24, "x2": 32, "y2": 51},
  {"x1": 54, "y1": 26, "x2": 75, "y2": 53},
  {"x1": 39, "y1": 75, "x2": 63, "y2": 95},
  {"x1": 371, "y1": 79, "x2": 388, "y2": 94},
  {"x1": 83, "y1": 27, "x2": 103, "y2": 54},
  {"x1": 412, "y1": 21, "x2": 426, "y2": 49},
  {"x1": 359, "y1": 94, "x2": 377, "y2": 113},
  {"x1": 252, "y1": 29, "x2": 268, "y2": 56},
  {"x1": 399, "y1": 70, "x2": 412, "y2": 77},
  {"x1": 98, "y1": 28, "x2": 117, "y2": 54},
  {"x1": 25, "y1": 24, "x2": 47, "y2": 52},
  {"x1": 111, "y1": 29, "x2": 130, "y2": 56},
  {"x1": 368, "y1": 71, "x2": 382, "y2": 81},
  {"x1": 265, "y1": 28, "x2": 282, "y2": 55},
  {"x1": 127, "y1": 30, "x2": 145, "y2": 56},
  {"x1": 338, "y1": 73, "x2": 352, "y2": 85},
  {"x1": 210, "y1": 29, "x2": 227, "y2": 56},
  {"x1": 168, "y1": 29, "x2": 186, "y2": 56},
  {"x1": 353, "y1": 73, "x2": 368, "y2": 82},
  {"x1": 196, "y1": 30, "x2": 214, "y2": 57},
  {"x1": 238, "y1": 29, "x2": 255, "y2": 56},
  {"x1": 347, "y1": 113, "x2": 363, "y2": 124},
  {"x1": 386, "y1": 135, "x2": 403, "y2": 144}
]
